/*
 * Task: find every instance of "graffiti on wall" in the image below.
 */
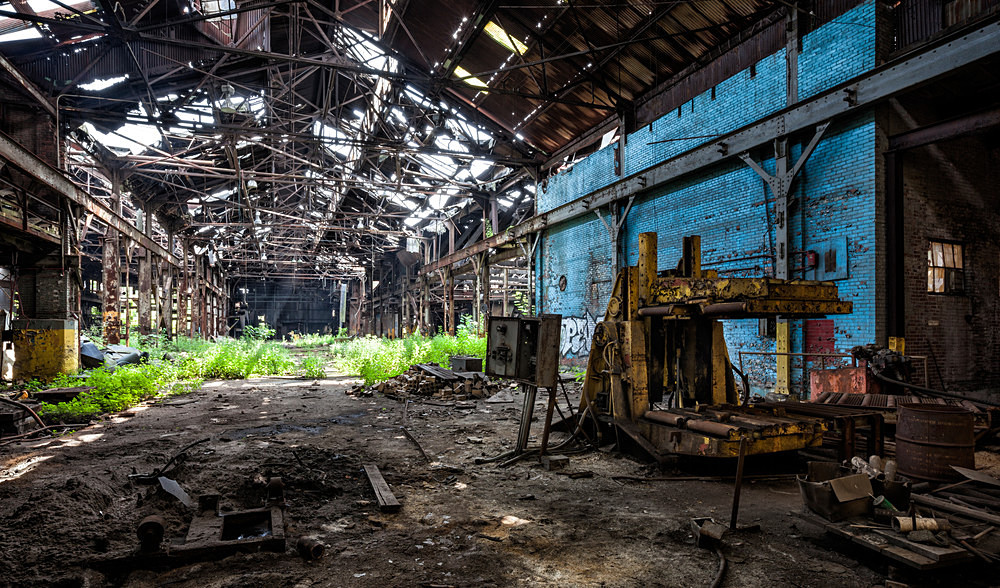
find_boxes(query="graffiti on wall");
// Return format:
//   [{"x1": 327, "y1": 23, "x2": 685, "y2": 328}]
[{"x1": 561, "y1": 311, "x2": 597, "y2": 358}]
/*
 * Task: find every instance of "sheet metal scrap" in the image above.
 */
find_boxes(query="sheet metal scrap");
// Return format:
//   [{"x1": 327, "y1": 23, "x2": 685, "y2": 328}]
[{"x1": 169, "y1": 499, "x2": 286, "y2": 558}]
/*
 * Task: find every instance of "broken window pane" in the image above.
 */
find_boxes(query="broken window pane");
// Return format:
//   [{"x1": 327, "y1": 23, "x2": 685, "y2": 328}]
[{"x1": 927, "y1": 240, "x2": 965, "y2": 294}]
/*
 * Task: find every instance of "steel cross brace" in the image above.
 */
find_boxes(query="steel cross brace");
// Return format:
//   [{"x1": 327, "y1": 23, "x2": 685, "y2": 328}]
[{"x1": 737, "y1": 121, "x2": 828, "y2": 395}]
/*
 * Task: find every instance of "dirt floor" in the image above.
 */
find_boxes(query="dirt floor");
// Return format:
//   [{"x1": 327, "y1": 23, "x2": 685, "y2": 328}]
[{"x1": 0, "y1": 353, "x2": 996, "y2": 587}]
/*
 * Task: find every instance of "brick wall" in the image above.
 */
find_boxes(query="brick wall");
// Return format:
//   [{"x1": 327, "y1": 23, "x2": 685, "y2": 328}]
[
  {"x1": 15, "y1": 254, "x2": 78, "y2": 320},
  {"x1": 536, "y1": 214, "x2": 614, "y2": 362},
  {"x1": 901, "y1": 138, "x2": 1000, "y2": 399},
  {"x1": 797, "y1": 1, "x2": 877, "y2": 100},
  {"x1": 0, "y1": 77, "x2": 57, "y2": 166},
  {"x1": 536, "y1": 2, "x2": 881, "y2": 394}
]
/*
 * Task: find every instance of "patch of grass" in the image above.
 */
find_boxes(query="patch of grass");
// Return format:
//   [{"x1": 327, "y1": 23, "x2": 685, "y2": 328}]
[
  {"x1": 297, "y1": 355, "x2": 327, "y2": 379},
  {"x1": 39, "y1": 363, "x2": 187, "y2": 423},
  {"x1": 37, "y1": 323, "x2": 293, "y2": 423},
  {"x1": 333, "y1": 315, "x2": 486, "y2": 385},
  {"x1": 178, "y1": 338, "x2": 294, "y2": 380}
]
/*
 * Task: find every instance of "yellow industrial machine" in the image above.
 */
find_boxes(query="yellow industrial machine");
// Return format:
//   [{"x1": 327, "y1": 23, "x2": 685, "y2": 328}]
[{"x1": 580, "y1": 233, "x2": 853, "y2": 458}]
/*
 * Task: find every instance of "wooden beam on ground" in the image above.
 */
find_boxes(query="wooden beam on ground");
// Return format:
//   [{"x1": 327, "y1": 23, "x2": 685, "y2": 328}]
[{"x1": 363, "y1": 464, "x2": 401, "y2": 513}]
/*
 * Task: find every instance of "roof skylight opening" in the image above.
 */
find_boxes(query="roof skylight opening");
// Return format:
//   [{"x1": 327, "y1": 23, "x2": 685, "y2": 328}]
[
  {"x1": 201, "y1": 0, "x2": 236, "y2": 21},
  {"x1": 470, "y1": 159, "x2": 493, "y2": 178},
  {"x1": 417, "y1": 153, "x2": 458, "y2": 179},
  {"x1": 0, "y1": 28, "x2": 42, "y2": 43},
  {"x1": 80, "y1": 118, "x2": 159, "y2": 155},
  {"x1": 434, "y1": 135, "x2": 468, "y2": 154},
  {"x1": 313, "y1": 121, "x2": 352, "y2": 159},
  {"x1": 205, "y1": 187, "x2": 236, "y2": 201},
  {"x1": 28, "y1": 0, "x2": 90, "y2": 11},
  {"x1": 454, "y1": 66, "x2": 488, "y2": 89},
  {"x1": 484, "y1": 21, "x2": 528, "y2": 55},
  {"x1": 404, "y1": 85, "x2": 432, "y2": 108},
  {"x1": 446, "y1": 117, "x2": 492, "y2": 145}
]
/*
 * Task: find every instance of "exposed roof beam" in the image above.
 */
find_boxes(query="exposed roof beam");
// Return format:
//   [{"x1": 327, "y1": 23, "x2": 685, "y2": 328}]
[{"x1": 421, "y1": 19, "x2": 1000, "y2": 274}]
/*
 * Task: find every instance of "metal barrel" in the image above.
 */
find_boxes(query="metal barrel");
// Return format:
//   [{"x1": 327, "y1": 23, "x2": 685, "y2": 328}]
[{"x1": 895, "y1": 403, "x2": 975, "y2": 481}]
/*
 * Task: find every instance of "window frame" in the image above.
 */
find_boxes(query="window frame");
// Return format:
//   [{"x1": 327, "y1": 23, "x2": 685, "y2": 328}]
[{"x1": 926, "y1": 239, "x2": 965, "y2": 295}]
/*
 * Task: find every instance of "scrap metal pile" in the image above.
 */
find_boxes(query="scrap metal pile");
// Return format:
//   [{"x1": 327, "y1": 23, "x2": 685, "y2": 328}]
[
  {"x1": 798, "y1": 458, "x2": 1000, "y2": 569},
  {"x1": 349, "y1": 364, "x2": 503, "y2": 401}
]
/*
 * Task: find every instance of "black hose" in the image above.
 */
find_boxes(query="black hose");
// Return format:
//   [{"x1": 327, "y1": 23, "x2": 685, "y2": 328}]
[
  {"x1": 0, "y1": 397, "x2": 47, "y2": 429},
  {"x1": 710, "y1": 548, "x2": 727, "y2": 588}
]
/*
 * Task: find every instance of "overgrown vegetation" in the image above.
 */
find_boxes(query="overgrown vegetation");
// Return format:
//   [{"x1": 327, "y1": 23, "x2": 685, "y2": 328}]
[
  {"x1": 38, "y1": 363, "x2": 199, "y2": 423},
  {"x1": 297, "y1": 355, "x2": 327, "y2": 379},
  {"x1": 37, "y1": 322, "x2": 299, "y2": 423},
  {"x1": 179, "y1": 338, "x2": 294, "y2": 380},
  {"x1": 332, "y1": 315, "x2": 486, "y2": 385}
]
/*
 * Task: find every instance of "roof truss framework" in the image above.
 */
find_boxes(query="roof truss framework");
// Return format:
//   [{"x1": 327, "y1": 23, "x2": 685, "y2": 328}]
[{"x1": 0, "y1": 0, "x2": 782, "y2": 279}]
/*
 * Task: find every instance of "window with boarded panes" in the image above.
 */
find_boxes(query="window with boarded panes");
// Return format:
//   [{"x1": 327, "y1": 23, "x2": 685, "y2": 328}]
[{"x1": 927, "y1": 240, "x2": 964, "y2": 294}]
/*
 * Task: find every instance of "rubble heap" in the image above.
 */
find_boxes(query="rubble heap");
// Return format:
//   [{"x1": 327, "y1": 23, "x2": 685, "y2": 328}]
[{"x1": 349, "y1": 364, "x2": 502, "y2": 400}]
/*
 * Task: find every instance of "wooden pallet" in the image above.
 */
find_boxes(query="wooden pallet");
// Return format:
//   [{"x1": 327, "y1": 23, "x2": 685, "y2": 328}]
[{"x1": 794, "y1": 511, "x2": 973, "y2": 570}]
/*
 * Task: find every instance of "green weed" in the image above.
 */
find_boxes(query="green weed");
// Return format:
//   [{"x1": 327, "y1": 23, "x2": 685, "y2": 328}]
[
  {"x1": 332, "y1": 315, "x2": 486, "y2": 385},
  {"x1": 178, "y1": 338, "x2": 294, "y2": 379},
  {"x1": 297, "y1": 355, "x2": 327, "y2": 379},
  {"x1": 39, "y1": 363, "x2": 180, "y2": 423},
  {"x1": 37, "y1": 323, "x2": 293, "y2": 423}
]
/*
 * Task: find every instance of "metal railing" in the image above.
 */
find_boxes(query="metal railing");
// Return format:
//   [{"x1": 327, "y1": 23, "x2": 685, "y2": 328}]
[{"x1": 736, "y1": 351, "x2": 931, "y2": 397}]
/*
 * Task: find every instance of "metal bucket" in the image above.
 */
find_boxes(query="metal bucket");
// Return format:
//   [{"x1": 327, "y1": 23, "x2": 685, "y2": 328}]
[{"x1": 895, "y1": 403, "x2": 975, "y2": 481}]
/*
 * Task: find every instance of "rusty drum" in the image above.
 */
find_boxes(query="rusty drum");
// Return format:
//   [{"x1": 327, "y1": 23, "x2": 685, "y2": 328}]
[{"x1": 895, "y1": 403, "x2": 975, "y2": 481}]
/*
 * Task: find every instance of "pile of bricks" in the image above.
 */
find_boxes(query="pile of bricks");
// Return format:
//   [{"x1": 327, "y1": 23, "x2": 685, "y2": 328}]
[{"x1": 350, "y1": 364, "x2": 501, "y2": 400}]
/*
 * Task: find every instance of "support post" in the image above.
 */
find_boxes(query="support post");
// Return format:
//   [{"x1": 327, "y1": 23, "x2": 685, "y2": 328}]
[
  {"x1": 774, "y1": 138, "x2": 791, "y2": 395},
  {"x1": 637, "y1": 232, "x2": 657, "y2": 306},
  {"x1": 480, "y1": 252, "x2": 490, "y2": 320},
  {"x1": 178, "y1": 240, "x2": 189, "y2": 337},
  {"x1": 885, "y1": 150, "x2": 905, "y2": 349},
  {"x1": 102, "y1": 175, "x2": 122, "y2": 345},
  {"x1": 447, "y1": 268, "x2": 455, "y2": 334},
  {"x1": 138, "y1": 249, "x2": 152, "y2": 336}
]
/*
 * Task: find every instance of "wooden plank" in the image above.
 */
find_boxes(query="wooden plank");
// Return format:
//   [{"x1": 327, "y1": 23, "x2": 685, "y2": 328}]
[
  {"x1": 416, "y1": 364, "x2": 459, "y2": 381},
  {"x1": 912, "y1": 494, "x2": 1000, "y2": 526},
  {"x1": 363, "y1": 464, "x2": 400, "y2": 513},
  {"x1": 794, "y1": 512, "x2": 943, "y2": 569},
  {"x1": 871, "y1": 529, "x2": 971, "y2": 562}
]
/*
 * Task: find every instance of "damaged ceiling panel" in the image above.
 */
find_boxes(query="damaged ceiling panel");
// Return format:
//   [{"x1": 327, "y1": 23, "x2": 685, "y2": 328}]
[{"x1": 0, "y1": 0, "x2": 780, "y2": 277}]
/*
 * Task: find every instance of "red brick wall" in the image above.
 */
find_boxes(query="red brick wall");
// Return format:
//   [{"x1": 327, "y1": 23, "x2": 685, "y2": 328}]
[{"x1": 902, "y1": 136, "x2": 1000, "y2": 399}]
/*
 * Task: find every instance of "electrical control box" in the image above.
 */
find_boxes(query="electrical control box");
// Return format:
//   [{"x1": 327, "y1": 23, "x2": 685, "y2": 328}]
[{"x1": 485, "y1": 314, "x2": 561, "y2": 387}]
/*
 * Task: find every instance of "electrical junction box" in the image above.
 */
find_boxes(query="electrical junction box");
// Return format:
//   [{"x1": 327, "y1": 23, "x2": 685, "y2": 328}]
[{"x1": 485, "y1": 315, "x2": 561, "y2": 387}]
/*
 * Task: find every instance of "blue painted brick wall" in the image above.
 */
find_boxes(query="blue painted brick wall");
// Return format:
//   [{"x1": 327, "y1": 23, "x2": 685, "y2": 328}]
[
  {"x1": 536, "y1": 1, "x2": 879, "y2": 392},
  {"x1": 626, "y1": 49, "x2": 788, "y2": 177},
  {"x1": 798, "y1": 1, "x2": 876, "y2": 99},
  {"x1": 536, "y1": 214, "x2": 614, "y2": 361}
]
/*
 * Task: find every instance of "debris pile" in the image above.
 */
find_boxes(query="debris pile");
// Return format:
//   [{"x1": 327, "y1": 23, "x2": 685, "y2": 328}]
[
  {"x1": 798, "y1": 455, "x2": 1000, "y2": 569},
  {"x1": 349, "y1": 363, "x2": 502, "y2": 400}
]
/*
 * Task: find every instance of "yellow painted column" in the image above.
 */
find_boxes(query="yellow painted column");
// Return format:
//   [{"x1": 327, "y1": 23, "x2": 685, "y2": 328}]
[
  {"x1": 12, "y1": 319, "x2": 79, "y2": 381},
  {"x1": 776, "y1": 320, "x2": 790, "y2": 395}
]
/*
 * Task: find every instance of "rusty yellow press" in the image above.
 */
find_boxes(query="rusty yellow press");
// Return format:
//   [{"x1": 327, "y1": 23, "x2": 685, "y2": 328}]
[{"x1": 579, "y1": 233, "x2": 853, "y2": 458}]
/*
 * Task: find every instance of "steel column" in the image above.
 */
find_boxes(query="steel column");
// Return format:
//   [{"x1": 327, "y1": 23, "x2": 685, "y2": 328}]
[
  {"x1": 102, "y1": 176, "x2": 122, "y2": 345},
  {"x1": 885, "y1": 151, "x2": 905, "y2": 344}
]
